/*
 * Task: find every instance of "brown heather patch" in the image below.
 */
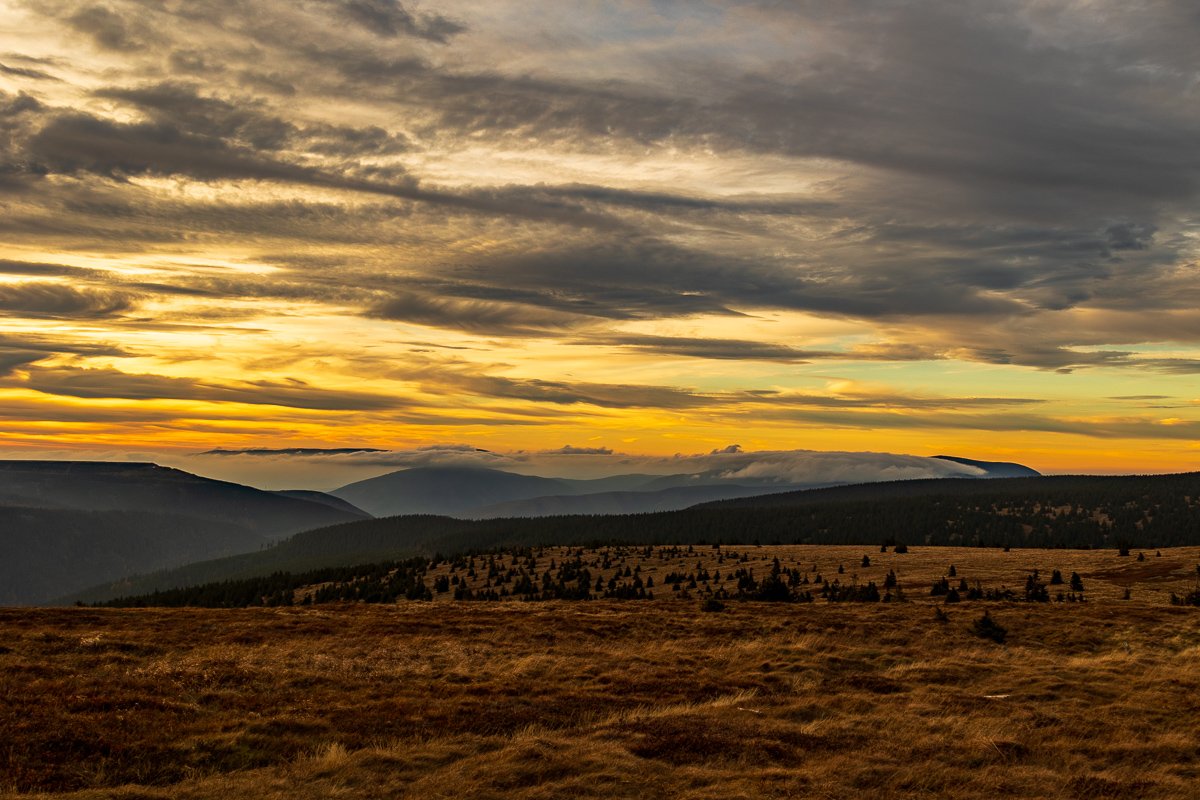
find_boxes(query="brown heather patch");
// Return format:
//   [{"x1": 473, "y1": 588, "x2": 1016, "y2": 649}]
[{"x1": 1, "y1": 546, "x2": 1200, "y2": 798}]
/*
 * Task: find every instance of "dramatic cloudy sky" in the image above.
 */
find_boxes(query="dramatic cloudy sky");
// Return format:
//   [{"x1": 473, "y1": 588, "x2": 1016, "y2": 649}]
[{"x1": 1, "y1": 0, "x2": 1199, "y2": 484}]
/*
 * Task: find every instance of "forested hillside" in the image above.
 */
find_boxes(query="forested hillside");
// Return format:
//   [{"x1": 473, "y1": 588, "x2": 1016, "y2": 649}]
[
  {"x1": 0, "y1": 461, "x2": 368, "y2": 604},
  {"x1": 71, "y1": 472, "x2": 1200, "y2": 603},
  {"x1": 0, "y1": 507, "x2": 266, "y2": 605}
]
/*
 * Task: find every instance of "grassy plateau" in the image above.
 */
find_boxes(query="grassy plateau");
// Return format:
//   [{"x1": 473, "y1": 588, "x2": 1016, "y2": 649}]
[{"x1": 3, "y1": 544, "x2": 1200, "y2": 799}]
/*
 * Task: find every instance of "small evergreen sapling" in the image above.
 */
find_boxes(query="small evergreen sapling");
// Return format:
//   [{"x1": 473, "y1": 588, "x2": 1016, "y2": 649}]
[{"x1": 972, "y1": 611, "x2": 1007, "y2": 644}]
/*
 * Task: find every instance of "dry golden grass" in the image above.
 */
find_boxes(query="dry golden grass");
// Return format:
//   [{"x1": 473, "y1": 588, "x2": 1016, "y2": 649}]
[
  {"x1": 3, "y1": 545, "x2": 1200, "y2": 799},
  {"x1": 424, "y1": 543, "x2": 1200, "y2": 605}
]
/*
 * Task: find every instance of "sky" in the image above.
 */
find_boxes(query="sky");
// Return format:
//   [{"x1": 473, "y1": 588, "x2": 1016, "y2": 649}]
[{"x1": 0, "y1": 0, "x2": 1199, "y2": 488}]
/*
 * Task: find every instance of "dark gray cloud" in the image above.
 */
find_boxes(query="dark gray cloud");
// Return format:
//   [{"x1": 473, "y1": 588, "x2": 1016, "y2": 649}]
[
  {"x1": 0, "y1": 333, "x2": 129, "y2": 359},
  {"x1": 65, "y1": 4, "x2": 147, "y2": 51},
  {"x1": 96, "y1": 82, "x2": 297, "y2": 150},
  {"x1": 588, "y1": 334, "x2": 828, "y2": 363},
  {"x1": 11, "y1": 101, "x2": 626, "y2": 230},
  {"x1": 335, "y1": 0, "x2": 464, "y2": 42},
  {"x1": 369, "y1": 290, "x2": 592, "y2": 336},
  {"x1": 420, "y1": 370, "x2": 709, "y2": 410},
  {"x1": 0, "y1": 282, "x2": 138, "y2": 317},
  {"x1": 25, "y1": 112, "x2": 366, "y2": 186},
  {"x1": 540, "y1": 445, "x2": 614, "y2": 455},
  {"x1": 0, "y1": 259, "x2": 87, "y2": 277},
  {"x1": 13, "y1": 366, "x2": 401, "y2": 410},
  {"x1": 392, "y1": 237, "x2": 1029, "y2": 329},
  {"x1": 0, "y1": 350, "x2": 45, "y2": 376},
  {"x1": 0, "y1": 61, "x2": 58, "y2": 80},
  {"x1": 198, "y1": 446, "x2": 388, "y2": 456},
  {"x1": 95, "y1": 81, "x2": 411, "y2": 156}
]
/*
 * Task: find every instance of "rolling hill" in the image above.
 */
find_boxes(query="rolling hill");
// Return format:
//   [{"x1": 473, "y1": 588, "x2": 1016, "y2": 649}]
[
  {"x1": 467, "y1": 483, "x2": 809, "y2": 518},
  {"x1": 931, "y1": 455, "x2": 1041, "y2": 478},
  {"x1": 0, "y1": 461, "x2": 368, "y2": 605},
  {"x1": 330, "y1": 467, "x2": 573, "y2": 517}
]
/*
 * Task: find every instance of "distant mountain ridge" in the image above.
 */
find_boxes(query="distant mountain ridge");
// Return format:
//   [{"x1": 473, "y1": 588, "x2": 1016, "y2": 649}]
[
  {"x1": 931, "y1": 455, "x2": 1041, "y2": 478},
  {"x1": 329, "y1": 466, "x2": 781, "y2": 518},
  {"x1": 0, "y1": 461, "x2": 368, "y2": 522},
  {"x1": 272, "y1": 489, "x2": 370, "y2": 516},
  {"x1": 330, "y1": 456, "x2": 1039, "y2": 519},
  {"x1": 331, "y1": 467, "x2": 572, "y2": 518},
  {"x1": 467, "y1": 483, "x2": 814, "y2": 518},
  {"x1": 0, "y1": 460, "x2": 367, "y2": 605}
]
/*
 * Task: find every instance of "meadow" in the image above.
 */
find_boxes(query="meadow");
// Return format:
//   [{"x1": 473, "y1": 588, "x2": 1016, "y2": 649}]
[{"x1": 4, "y1": 545, "x2": 1200, "y2": 799}]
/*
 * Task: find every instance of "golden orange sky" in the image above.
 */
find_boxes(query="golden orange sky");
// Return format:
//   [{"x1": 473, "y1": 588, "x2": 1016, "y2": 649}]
[{"x1": 0, "y1": 0, "x2": 1199, "y2": 486}]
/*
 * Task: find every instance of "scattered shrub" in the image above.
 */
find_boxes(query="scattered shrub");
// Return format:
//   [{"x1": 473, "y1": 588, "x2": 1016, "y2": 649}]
[
  {"x1": 1170, "y1": 589, "x2": 1200, "y2": 607},
  {"x1": 1024, "y1": 571, "x2": 1049, "y2": 602},
  {"x1": 700, "y1": 598, "x2": 726, "y2": 613},
  {"x1": 971, "y1": 611, "x2": 1007, "y2": 644}
]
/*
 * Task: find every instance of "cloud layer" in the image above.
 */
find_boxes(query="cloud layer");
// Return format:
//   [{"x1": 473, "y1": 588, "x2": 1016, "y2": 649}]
[
  {"x1": 0, "y1": 0, "x2": 1198, "y2": 472},
  {"x1": 165, "y1": 443, "x2": 987, "y2": 490}
]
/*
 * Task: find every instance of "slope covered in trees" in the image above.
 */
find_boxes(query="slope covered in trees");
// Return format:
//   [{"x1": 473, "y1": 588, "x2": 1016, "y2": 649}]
[
  {"x1": 0, "y1": 461, "x2": 368, "y2": 604},
  {"x1": 70, "y1": 472, "x2": 1200, "y2": 603}
]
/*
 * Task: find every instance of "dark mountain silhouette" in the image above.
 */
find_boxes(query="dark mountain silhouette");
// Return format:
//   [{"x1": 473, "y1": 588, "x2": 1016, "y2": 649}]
[
  {"x1": 557, "y1": 474, "x2": 665, "y2": 492},
  {"x1": 329, "y1": 467, "x2": 748, "y2": 517},
  {"x1": 271, "y1": 490, "x2": 369, "y2": 517},
  {"x1": 0, "y1": 461, "x2": 367, "y2": 605},
  {"x1": 376, "y1": 456, "x2": 1038, "y2": 519},
  {"x1": 0, "y1": 461, "x2": 365, "y2": 525},
  {"x1": 634, "y1": 470, "x2": 794, "y2": 491},
  {"x1": 0, "y1": 506, "x2": 269, "y2": 605},
  {"x1": 468, "y1": 483, "x2": 809, "y2": 518},
  {"x1": 931, "y1": 455, "x2": 1041, "y2": 478},
  {"x1": 331, "y1": 467, "x2": 573, "y2": 517}
]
